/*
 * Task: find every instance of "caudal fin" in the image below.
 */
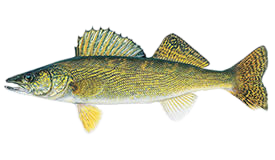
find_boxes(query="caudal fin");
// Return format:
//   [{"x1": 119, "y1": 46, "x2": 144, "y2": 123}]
[{"x1": 228, "y1": 46, "x2": 268, "y2": 110}]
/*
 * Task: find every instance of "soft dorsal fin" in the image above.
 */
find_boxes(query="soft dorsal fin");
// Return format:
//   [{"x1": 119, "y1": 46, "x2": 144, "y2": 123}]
[
  {"x1": 75, "y1": 28, "x2": 146, "y2": 58},
  {"x1": 153, "y1": 34, "x2": 209, "y2": 68}
]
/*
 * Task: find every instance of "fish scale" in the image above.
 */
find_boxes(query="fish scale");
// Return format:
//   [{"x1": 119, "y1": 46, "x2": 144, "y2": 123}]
[
  {"x1": 54, "y1": 56, "x2": 233, "y2": 104},
  {"x1": 5, "y1": 28, "x2": 268, "y2": 132}
]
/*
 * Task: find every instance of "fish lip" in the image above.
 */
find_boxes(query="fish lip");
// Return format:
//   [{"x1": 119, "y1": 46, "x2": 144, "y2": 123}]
[{"x1": 4, "y1": 85, "x2": 27, "y2": 92}]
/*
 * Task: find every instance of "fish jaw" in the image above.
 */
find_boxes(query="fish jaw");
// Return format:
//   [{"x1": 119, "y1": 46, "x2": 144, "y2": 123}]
[{"x1": 5, "y1": 75, "x2": 31, "y2": 95}]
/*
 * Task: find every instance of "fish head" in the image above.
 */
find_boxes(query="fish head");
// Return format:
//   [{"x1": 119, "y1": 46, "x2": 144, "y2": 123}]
[{"x1": 5, "y1": 68, "x2": 52, "y2": 97}]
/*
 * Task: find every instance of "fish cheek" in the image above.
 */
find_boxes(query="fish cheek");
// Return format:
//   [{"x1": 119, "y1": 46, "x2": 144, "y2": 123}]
[
  {"x1": 69, "y1": 78, "x2": 103, "y2": 99},
  {"x1": 32, "y1": 71, "x2": 52, "y2": 96}
]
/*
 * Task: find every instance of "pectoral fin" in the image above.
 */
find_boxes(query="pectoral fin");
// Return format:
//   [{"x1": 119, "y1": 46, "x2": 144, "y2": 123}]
[
  {"x1": 77, "y1": 104, "x2": 101, "y2": 132},
  {"x1": 161, "y1": 93, "x2": 197, "y2": 121}
]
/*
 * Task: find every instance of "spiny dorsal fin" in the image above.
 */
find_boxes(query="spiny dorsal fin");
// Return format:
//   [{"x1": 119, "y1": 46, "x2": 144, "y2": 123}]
[
  {"x1": 75, "y1": 28, "x2": 145, "y2": 58},
  {"x1": 153, "y1": 34, "x2": 209, "y2": 68}
]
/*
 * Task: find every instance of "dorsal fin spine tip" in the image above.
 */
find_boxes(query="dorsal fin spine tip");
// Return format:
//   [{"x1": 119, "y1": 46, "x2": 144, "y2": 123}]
[{"x1": 75, "y1": 28, "x2": 145, "y2": 58}]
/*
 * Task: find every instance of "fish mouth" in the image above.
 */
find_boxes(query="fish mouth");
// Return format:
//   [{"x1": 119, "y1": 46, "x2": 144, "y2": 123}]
[
  {"x1": 5, "y1": 78, "x2": 30, "y2": 94},
  {"x1": 4, "y1": 85, "x2": 29, "y2": 93}
]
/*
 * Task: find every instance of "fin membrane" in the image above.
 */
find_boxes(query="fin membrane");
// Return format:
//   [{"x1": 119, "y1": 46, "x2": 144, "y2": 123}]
[
  {"x1": 77, "y1": 104, "x2": 101, "y2": 132},
  {"x1": 161, "y1": 93, "x2": 197, "y2": 121},
  {"x1": 75, "y1": 28, "x2": 145, "y2": 58},
  {"x1": 228, "y1": 46, "x2": 268, "y2": 110},
  {"x1": 153, "y1": 34, "x2": 209, "y2": 68}
]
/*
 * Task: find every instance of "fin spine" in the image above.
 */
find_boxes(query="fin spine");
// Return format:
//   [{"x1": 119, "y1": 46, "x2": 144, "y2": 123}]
[
  {"x1": 95, "y1": 29, "x2": 106, "y2": 56},
  {"x1": 89, "y1": 30, "x2": 99, "y2": 56},
  {"x1": 100, "y1": 31, "x2": 114, "y2": 56},
  {"x1": 83, "y1": 31, "x2": 92, "y2": 55},
  {"x1": 75, "y1": 28, "x2": 145, "y2": 58}
]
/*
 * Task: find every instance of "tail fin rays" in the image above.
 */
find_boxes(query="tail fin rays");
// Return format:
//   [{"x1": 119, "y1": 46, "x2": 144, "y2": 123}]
[{"x1": 228, "y1": 46, "x2": 268, "y2": 110}]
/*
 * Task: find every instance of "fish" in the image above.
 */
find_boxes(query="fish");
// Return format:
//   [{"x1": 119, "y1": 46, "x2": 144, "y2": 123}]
[{"x1": 5, "y1": 28, "x2": 268, "y2": 132}]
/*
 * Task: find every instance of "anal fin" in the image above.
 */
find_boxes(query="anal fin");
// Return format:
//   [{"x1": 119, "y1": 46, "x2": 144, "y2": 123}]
[
  {"x1": 77, "y1": 104, "x2": 101, "y2": 132},
  {"x1": 161, "y1": 93, "x2": 197, "y2": 121}
]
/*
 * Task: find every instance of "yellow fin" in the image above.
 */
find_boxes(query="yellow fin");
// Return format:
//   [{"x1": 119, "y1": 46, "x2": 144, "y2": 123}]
[
  {"x1": 77, "y1": 104, "x2": 101, "y2": 132},
  {"x1": 228, "y1": 46, "x2": 268, "y2": 110},
  {"x1": 153, "y1": 34, "x2": 209, "y2": 68},
  {"x1": 75, "y1": 28, "x2": 145, "y2": 57},
  {"x1": 161, "y1": 93, "x2": 197, "y2": 121}
]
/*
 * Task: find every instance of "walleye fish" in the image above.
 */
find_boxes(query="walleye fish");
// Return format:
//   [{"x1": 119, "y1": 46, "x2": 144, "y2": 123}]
[{"x1": 5, "y1": 28, "x2": 268, "y2": 132}]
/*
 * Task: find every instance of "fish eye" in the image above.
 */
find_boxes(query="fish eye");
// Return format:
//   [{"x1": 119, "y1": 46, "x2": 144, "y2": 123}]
[{"x1": 24, "y1": 73, "x2": 34, "y2": 82}]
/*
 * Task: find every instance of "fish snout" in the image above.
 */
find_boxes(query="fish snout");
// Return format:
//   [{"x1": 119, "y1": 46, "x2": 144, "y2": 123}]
[
  {"x1": 6, "y1": 76, "x2": 22, "y2": 84},
  {"x1": 5, "y1": 74, "x2": 30, "y2": 94}
]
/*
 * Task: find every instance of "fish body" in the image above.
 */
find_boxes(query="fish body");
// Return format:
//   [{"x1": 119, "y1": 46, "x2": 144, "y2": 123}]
[
  {"x1": 48, "y1": 56, "x2": 233, "y2": 104},
  {"x1": 5, "y1": 28, "x2": 268, "y2": 132}
]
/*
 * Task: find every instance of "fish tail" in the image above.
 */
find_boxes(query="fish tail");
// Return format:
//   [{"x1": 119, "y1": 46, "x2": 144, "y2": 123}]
[{"x1": 227, "y1": 46, "x2": 268, "y2": 110}]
